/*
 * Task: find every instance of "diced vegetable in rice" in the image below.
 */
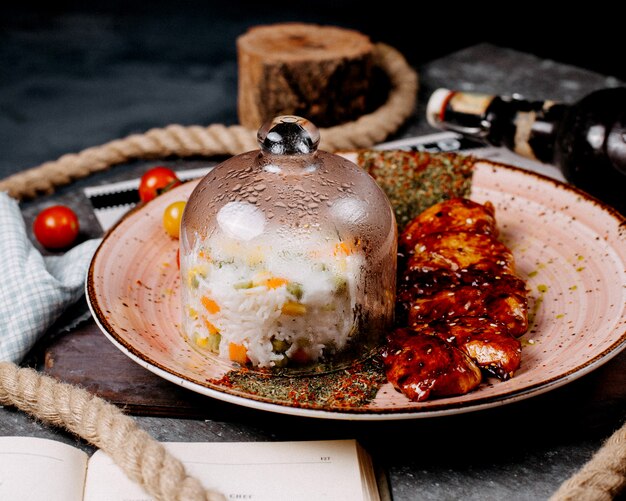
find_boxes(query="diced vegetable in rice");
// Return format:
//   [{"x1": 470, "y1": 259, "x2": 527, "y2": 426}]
[{"x1": 181, "y1": 229, "x2": 363, "y2": 369}]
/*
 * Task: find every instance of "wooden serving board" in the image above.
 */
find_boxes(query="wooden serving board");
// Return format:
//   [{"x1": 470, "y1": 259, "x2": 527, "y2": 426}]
[{"x1": 42, "y1": 321, "x2": 213, "y2": 418}]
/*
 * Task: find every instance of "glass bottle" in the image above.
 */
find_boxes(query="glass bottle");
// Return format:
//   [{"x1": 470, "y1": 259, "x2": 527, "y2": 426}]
[
  {"x1": 179, "y1": 115, "x2": 397, "y2": 374},
  {"x1": 426, "y1": 88, "x2": 626, "y2": 214}
]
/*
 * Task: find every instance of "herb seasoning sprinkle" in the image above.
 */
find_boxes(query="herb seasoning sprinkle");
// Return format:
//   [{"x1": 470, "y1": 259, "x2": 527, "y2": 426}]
[
  {"x1": 359, "y1": 151, "x2": 475, "y2": 230},
  {"x1": 213, "y1": 355, "x2": 387, "y2": 410}
]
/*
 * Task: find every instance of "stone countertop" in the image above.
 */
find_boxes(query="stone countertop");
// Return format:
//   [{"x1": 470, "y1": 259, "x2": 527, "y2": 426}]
[{"x1": 1, "y1": 16, "x2": 625, "y2": 501}]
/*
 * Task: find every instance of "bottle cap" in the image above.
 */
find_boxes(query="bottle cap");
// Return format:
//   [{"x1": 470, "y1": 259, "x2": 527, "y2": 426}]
[
  {"x1": 426, "y1": 88, "x2": 453, "y2": 128},
  {"x1": 426, "y1": 88, "x2": 495, "y2": 137}
]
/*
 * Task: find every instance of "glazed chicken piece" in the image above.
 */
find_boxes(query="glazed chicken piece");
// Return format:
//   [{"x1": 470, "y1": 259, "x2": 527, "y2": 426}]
[
  {"x1": 397, "y1": 273, "x2": 529, "y2": 337},
  {"x1": 406, "y1": 231, "x2": 515, "y2": 278},
  {"x1": 396, "y1": 228, "x2": 527, "y2": 336},
  {"x1": 429, "y1": 317, "x2": 522, "y2": 380},
  {"x1": 398, "y1": 283, "x2": 486, "y2": 323},
  {"x1": 484, "y1": 282, "x2": 529, "y2": 337},
  {"x1": 399, "y1": 197, "x2": 498, "y2": 255},
  {"x1": 382, "y1": 327, "x2": 482, "y2": 402}
]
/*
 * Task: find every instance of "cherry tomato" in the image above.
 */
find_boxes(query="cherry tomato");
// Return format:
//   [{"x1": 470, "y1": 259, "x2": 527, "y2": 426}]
[
  {"x1": 33, "y1": 205, "x2": 80, "y2": 250},
  {"x1": 163, "y1": 201, "x2": 186, "y2": 238},
  {"x1": 138, "y1": 166, "x2": 181, "y2": 202}
]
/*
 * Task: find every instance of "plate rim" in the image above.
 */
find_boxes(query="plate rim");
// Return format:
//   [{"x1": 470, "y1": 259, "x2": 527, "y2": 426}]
[{"x1": 86, "y1": 159, "x2": 626, "y2": 420}]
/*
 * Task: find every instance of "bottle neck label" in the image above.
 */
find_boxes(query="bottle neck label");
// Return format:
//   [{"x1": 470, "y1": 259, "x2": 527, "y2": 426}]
[
  {"x1": 513, "y1": 111, "x2": 541, "y2": 160},
  {"x1": 514, "y1": 101, "x2": 561, "y2": 163}
]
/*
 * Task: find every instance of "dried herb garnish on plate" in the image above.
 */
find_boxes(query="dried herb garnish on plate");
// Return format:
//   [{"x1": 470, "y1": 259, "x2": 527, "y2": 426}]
[
  {"x1": 359, "y1": 151, "x2": 474, "y2": 230},
  {"x1": 213, "y1": 355, "x2": 387, "y2": 410}
]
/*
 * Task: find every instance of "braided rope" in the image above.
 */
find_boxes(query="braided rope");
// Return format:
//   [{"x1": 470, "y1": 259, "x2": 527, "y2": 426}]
[
  {"x1": 549, "y1": 420, "x2": 626, "y2": 501},
  {"x1": 0, "y1": 362, "x2": 225, "y2": 501},
  {"x1": 0, "y1": 42, "x2": 417, "y2": 201},
  {"x1": 0, "y1": 124, "x2": 258, "y2": 201}
]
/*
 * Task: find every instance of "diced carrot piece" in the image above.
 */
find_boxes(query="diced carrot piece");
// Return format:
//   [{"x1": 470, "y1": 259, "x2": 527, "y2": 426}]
[
  {"x1": 281, "y1": 301, "x2": 307, "y2": 316},
  {"x1": 201, "y1": 296, "x2": 220, "y2": 314},
  {"x1": 229, "y1": 343, "x2": 248, "y2": 364},
  {"x1": 264, "y1": 277, "x2": 289, "y2": 289},
  {"x1": 333, "y1": 241, "x2": 351, "y2": 256},
  {"x1": 203, "y1": 317, "x2": 220, "y2": 335}
]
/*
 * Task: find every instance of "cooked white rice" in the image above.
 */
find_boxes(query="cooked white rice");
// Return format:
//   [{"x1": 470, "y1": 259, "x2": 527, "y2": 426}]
[{"x1": 181, "y1": 213, "x2": 363, "y2": 369}]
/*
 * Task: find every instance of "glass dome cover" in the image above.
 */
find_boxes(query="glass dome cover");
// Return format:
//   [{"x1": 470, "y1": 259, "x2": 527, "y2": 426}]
[{"x1": 180, "y1": 116, "x2": 397, "y2": 374}]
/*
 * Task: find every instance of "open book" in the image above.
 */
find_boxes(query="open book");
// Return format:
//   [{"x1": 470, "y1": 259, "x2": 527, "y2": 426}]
[{"x1": 0, "y1": 437, "x2": 385, "y2": 501}]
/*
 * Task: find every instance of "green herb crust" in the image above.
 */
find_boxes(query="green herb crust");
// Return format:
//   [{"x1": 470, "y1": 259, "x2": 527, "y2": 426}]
[{"x1": 359, "y1": 151, "x2": 475, "y2": 230}]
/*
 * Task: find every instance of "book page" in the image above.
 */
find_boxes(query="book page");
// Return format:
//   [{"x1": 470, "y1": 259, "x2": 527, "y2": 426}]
[
  {"x1": 84, "y1": 439, "x2": 379, "y2": 501},
  {"x1": 0, "y1": 436, "x2": 88, "y2": 501}
]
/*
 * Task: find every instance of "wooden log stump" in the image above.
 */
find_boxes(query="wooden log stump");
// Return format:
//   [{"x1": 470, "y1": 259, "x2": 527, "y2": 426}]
[{"x1": 237, "y1": 23, "x2": 374, "y2": 129}]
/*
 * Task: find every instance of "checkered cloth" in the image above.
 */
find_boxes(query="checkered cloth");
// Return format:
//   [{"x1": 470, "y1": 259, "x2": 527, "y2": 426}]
[{"x1": 0, "y1": 193, "x2": 101, "y2": 363}]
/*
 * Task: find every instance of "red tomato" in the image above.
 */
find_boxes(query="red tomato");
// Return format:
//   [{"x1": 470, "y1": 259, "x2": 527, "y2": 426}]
[
  {"x1": 33, "y1": 205, "x2": 80, "y2": 250},
  {"x1": 138, "y1": 166, "x2": 181, "y2": 202}
]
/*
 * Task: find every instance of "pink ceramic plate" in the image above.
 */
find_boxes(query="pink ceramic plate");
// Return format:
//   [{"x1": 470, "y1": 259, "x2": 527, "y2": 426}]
[{"x1": 86, "y1": 160, "x2": 626, "y2": 420}]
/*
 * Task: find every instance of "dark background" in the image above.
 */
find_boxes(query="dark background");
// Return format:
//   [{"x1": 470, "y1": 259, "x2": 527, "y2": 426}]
[
  {"x1": 2, "y1": 0, "x2": 623, "y2": 174},
  {"x1": 3, "y1": 1, "x2": 623, "y2": 80}
]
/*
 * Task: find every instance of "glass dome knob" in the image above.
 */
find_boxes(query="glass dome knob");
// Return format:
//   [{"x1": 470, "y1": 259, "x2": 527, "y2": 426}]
[{"x1": 257, "y1": 115, "x2": 320, "y2": 155}]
